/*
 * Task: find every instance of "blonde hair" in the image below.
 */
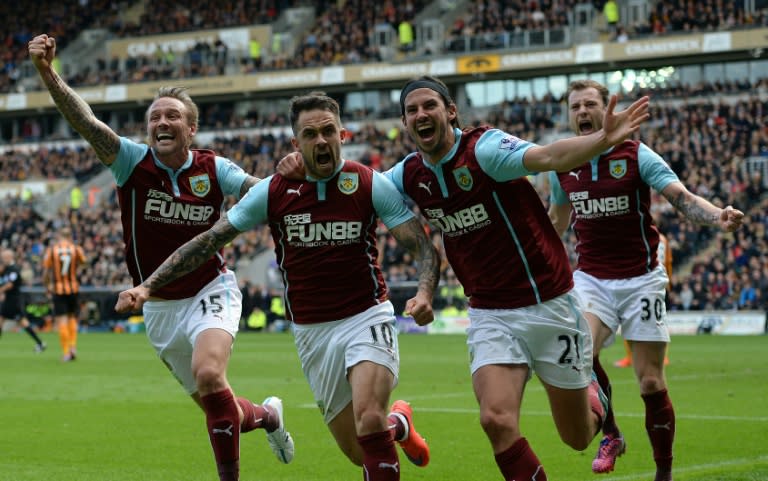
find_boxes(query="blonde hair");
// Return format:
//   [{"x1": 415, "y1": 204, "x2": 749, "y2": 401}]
[{"x1": 147, "y1": 86, "x2": 199, "y2": 128}]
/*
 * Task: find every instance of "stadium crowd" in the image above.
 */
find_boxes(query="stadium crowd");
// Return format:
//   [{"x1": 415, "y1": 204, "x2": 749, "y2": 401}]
[
  {"x1": 2, "y1": 81, "x2": 767, "y2": 322},
  {"x1": 4, "y1": 0, "x2": 768, "y2": 94},
  {"x1": 1, "y1": 0, "x2": 767, "y2": 325},
  {"x1": 636, "y1": 0, "x2": 768, "y2": 37}
]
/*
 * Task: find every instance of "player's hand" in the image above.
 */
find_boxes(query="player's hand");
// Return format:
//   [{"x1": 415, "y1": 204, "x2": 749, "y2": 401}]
[
  {"x1": 28, "y1": 34, "x2": 57, "y2": 70},
  {"x1": 404, "y1": 292, "x2": 434, "y2": 326},
  {"x1": 602, "y1": 94, "x2": 650, "y2": 146},
  {"x1": 720, "y1": 205, "x2": 745, "y2": 232},
  {"x1": 115, "y1": 286, "x2": 150, "y2": 313},
  {"x1": 276, "y1": 152, "x2": 306, "y2": 180}
]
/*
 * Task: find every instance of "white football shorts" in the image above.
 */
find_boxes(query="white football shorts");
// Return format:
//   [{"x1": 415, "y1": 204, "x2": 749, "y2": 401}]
[
  {"x1": 573, "y1": 265, "x2": 670, "y2": 346},
  {"x1": 143, "y1": 270, "x2": 242, "y2": 394},
  {"x1": 466, "y1": 291, "x2": 593, "y2": 390},
  {"x1": 293, "y1": 301, "x2": 399, "y2": 424}
]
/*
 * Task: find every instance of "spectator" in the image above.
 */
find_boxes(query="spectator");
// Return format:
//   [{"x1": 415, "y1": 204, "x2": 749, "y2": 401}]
[
  {"x1": 603, "y1": 0, "x2": 620, "y2": 34},
  {"x1": 738, "y1": 271, "x2": 758, "y2": 308}
]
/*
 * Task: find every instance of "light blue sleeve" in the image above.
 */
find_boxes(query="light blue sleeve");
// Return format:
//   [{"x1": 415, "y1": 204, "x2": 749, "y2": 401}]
[
  {"x1": 638, "y1": 143, "x2": 680, "y2": 192},
  {"x1": 548, "y1": 171, "x2": 569, "y2": 205},
  {"x1": 474, "y1": 129, "x2": 537, "y2": 181},
  {"x1": 226, "y1": 175, "x2": 272, "y2": 232},
  {"x1": 372, "y1": 170, "x2": 414, "y2": 229},
  {"x1": 382, "y1": 155, "x2": 412, "y2": 195},
  {"x1": 111, "y1": 137, "x2": 150, "y2": 187},
  {"x1": 215, "y1": 156, "x2": 249, "y2": 198}
]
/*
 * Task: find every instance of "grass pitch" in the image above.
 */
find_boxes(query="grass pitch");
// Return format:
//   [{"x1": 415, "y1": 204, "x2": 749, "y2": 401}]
[{"x1": 1, "y1": 330, "x2": 766, "y2": 480}]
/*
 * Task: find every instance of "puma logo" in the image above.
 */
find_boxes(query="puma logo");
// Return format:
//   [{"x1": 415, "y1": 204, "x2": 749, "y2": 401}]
[
  {"x1": 510, "y1": 465, "x2": 544, "y2": 481},
  {"x1": 569, "y1": 170, "x2": 581, "y2": 181},
  {"x1": 418, "y1": 181, "x2": 432, "y2": 195},
  {"x1": 212, "y1": 424, "x2": 234, "y2": 436},
  {"x1": 378, "y1": 462, "x2": 399, "y2": 473},
  {"x1": 287, "y1": 185, "x2": 303, "y2": 196},
  {"x1": 653, "y1": 422, "x2": 672, "y2": 431}
]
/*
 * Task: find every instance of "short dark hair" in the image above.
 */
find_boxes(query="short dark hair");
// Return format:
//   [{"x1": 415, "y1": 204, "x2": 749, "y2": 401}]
[
  {"x1": 400, "y1": 75, "x2": 460, "y2": 128},
  {"x1": 288, "y1": 91, "x2": 341, "y2": 133}
]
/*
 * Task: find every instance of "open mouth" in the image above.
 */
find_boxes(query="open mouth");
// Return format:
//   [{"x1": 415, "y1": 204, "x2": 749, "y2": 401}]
[
  {"x1": 417, "y1": 124, "x2": 435, "y2": 141},
  {"x1": 156, "y1": 132, "x2": 174, "y2": 143},
  {"x1": 316, "y1": 152, "x2": 332, "y2": 164},
  {"x1": 578, "y1": 120, "x2": 594, "y2": 134}
]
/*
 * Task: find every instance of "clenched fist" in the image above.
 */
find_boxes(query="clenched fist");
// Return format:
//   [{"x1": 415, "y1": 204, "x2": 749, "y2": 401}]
[{"x1": 28, "y1": 34, "x2": 57, "y2": 71}]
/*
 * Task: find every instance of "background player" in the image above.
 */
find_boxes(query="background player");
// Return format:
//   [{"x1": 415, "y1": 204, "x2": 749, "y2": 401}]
[
  {"x1": 548, "y1": 79, "x2": 744, "y2": 481},
  {"x1": 1, "y1": 249, "x2": 47, "y2": 352},
  {"x1": 42, "y1": 226, "x2": 86, "y2": 362}
]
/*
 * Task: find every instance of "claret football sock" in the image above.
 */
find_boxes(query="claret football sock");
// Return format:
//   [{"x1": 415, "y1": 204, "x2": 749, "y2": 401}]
[
  {"x1": 201, "y1": 389, "x2": 241, "y2": 481},
  {"x1": 593, "y1": 357, "x2": 620, "y2": 436},
  {"x1": 387, "y1": 412, "x2": 406, "y2": 442},
  {"x1": 495, "y1": 437, "x2": 547, "y2": 481},
  {"x1": 643, "y1": 389, "x2": 675, "y2": 475},
  {"x1": 236, "y1": 396, "x2": 272, "y2": 433},
  {"x1": 358, "y1": 430, "x2": 399, "y2": 481}
]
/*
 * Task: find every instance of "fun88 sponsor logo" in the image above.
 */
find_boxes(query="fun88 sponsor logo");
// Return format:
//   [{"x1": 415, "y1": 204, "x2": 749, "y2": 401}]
[
  {"x1": 286, "y1": 221, "x2": 363, "y2": 242},
  {"x1": 426, "y1": 203, "x2": 490, "y2": 235},
  {"x1": 144, "y1": 197, "x2": 215, "y2": 223},
  {"x1": 571, "y1": 192, "x2": 630, "y2": 218}
]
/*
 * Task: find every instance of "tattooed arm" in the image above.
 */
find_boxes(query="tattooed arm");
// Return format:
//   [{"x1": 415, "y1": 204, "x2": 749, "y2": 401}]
[
  {"x1": 114, "y1": 214, "x2": 241, "y2": 313},
  {"x1": 661, "y1": 181, "x2": 745, "y2": 232},
  {"x1": 28, "y1": 34, "x2": 120, "y2": 165},
  {"x1": 388, "y1": 218, "x2": 440, "y2": 326},
  {"x1": 238, "y1": 175, "x2": 260, "y2": 198}
]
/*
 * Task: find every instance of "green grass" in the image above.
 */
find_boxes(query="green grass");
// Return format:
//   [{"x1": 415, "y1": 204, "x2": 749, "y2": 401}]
[{"x1": 1, "y1": 331, "x2": 766, "y2": 480}]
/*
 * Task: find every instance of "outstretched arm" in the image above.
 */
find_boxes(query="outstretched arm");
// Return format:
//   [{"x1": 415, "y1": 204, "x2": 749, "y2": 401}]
[
  {"x1": 388, "y1": 218, "x2": 440, "y2": 326},
  {"x1": 28, "y1": 34, "x2": 120, "y2": 165},
  {"x1": 524, "y1": 95, "x2": 650, "y2": 173},
  {"x1": 661, "y1": 182, "x2": 745, "y2": 232},
  {"x1": 115, "y1": 215, "x2": 241, "y2": 312}
]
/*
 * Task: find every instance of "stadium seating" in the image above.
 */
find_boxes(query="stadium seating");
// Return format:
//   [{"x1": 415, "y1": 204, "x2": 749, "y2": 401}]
[
  {"x1": 1, "y1": 1, "x2": 766, "y2": 322},
  {"x1": 5, "y1": 1, "x2": 767, "y2": 94}
]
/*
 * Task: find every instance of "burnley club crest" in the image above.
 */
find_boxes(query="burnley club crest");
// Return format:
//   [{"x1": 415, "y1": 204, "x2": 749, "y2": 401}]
[{"x1": 189, "y1": 174, "x2": 211, "y2": 197}]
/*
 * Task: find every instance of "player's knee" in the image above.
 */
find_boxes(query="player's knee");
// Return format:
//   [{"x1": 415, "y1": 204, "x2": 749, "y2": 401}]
[
  {"x1": 639, "y1": 375, "x2": 665, "y2": 395},
  {"x1": 479, "y1": 409, "x2": 517, "y2": 441},
  {"x1": 356, "y1": 408, "x2": 386, "y2": 434},
  {"x1": 193, "y1": 364, "x2": 226, "y2": 392}
]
